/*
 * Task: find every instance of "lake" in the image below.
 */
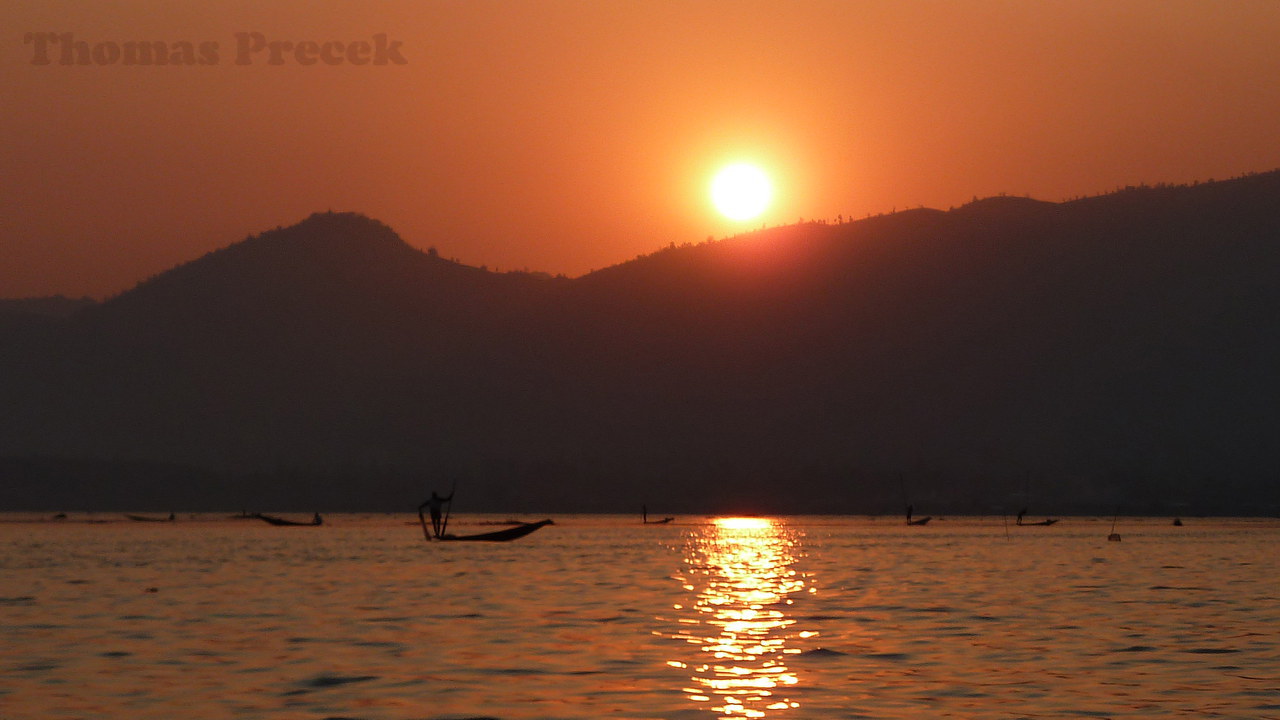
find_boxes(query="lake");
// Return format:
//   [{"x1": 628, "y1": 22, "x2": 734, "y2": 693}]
[{"x1": 2, "y1": 514, "x2": 1278, "y2": 719}]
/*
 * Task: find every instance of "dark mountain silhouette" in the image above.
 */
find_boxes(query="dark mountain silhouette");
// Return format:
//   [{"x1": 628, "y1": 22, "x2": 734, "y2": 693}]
[
  {"x1": 3, "y1": 174, "x2": 1279, "y2": 514},
  {"x1": 0, "y1": 295, "x2": 97, "y2": 318},
  {"x1": 0, "y1": 296, "x2": 97, "y2": 332}
]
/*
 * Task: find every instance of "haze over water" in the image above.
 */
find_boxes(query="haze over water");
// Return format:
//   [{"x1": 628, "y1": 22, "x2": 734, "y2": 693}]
[{"x1": 3, "y1": 515, "x2": 1277, "y2": 719}]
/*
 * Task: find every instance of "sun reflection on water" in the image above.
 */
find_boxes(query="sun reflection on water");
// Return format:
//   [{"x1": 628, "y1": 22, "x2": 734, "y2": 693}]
[{"x1": 668, "y1": 517, "x2": 813, "y2": 718}]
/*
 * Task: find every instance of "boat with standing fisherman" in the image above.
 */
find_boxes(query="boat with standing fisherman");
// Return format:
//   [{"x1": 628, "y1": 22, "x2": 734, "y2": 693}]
[{"x1": 418, "y1": 486, "x2": 551, "y2": 542}]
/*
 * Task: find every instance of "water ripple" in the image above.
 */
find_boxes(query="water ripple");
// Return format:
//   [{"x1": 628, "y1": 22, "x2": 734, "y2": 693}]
[
  {"x1": 2, "y1": 514, "x2": 1278, "y2": 719},
  {"x1": 300, "y1": 674, "x2": 379, "y2": 689}
]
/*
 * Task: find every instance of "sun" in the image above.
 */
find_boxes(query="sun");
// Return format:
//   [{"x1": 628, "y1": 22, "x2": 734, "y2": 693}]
[{"x1": 711, "y1": 163, "x2": 773, "y2": 221}]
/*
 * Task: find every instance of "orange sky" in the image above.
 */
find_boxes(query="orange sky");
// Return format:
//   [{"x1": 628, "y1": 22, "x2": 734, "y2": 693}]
[{"x1": 4, "y1": 0, "x2": 1280, "y2": 298}]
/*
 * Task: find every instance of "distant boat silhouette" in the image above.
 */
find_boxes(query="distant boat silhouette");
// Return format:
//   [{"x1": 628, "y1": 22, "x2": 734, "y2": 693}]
[
  {"x1": 901, "y1": 475, "x2": 932, "y2": 526},
  {"x1": 254, "y1": 513, "x2": 322, "y2": 526},
  {"x1": 125, "y1": 513, "x2": 175, "y2": 522},
  {"x1": 1016, "y1": 509, "x2": 1058, "y2": 526},
  {"x1": 905, "y1": 504, "x2": 931, "y2": 526},
  {"x1": 1016, "y1": 474, "x2": 1058, "y2": 526}
]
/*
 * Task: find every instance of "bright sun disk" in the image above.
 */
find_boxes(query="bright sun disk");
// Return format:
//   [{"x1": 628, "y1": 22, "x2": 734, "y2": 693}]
[{"x1": 711, "y1": 163, "x2": 772, "y2": 221}]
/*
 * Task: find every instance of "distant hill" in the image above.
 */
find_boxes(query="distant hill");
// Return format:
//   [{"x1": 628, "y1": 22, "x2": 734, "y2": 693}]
[{"x1": 2, "y1": 174, "x2": 1279, "y2": 515}]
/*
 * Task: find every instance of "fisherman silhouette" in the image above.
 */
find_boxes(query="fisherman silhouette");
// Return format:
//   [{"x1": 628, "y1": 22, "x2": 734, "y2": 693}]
[{"x1": 419, "y1": 491, "x2": 453, "y2": 538}]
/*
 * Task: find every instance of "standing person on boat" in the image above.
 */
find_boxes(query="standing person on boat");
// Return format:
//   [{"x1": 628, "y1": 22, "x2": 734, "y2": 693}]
[{"x1": 419, "y1": 490, "x2": 453, "y2": 538}]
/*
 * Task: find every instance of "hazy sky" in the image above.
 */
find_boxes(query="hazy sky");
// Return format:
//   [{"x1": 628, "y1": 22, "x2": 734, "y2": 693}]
[{"x1": 5, "y1": 0, "x2": 1280, "y2": 298}]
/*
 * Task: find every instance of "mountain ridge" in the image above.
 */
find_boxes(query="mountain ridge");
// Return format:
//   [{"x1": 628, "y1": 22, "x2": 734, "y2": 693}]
[{"x1": 3, "y1": 171, "x2": 1278, "y2": 514}]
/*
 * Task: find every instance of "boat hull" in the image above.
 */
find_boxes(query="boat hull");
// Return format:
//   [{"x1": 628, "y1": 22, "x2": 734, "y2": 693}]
[
  {"x1": 254, "y1": 513, "x2": 322, "y2": 526},
  {"x1": 435, "y1": 519, "x2": 553, "y2": 542}
]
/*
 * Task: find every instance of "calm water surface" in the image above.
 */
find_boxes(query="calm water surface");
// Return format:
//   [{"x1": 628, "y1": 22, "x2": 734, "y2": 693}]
[{"x1": 2, "y1": 514, "x2": 1278, "y2": 719}]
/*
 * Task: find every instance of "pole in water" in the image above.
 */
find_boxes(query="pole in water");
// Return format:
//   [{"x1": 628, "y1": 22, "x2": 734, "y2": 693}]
[{"x1": 1107, "y1": 507, "x2": 1121, "y2": 541}]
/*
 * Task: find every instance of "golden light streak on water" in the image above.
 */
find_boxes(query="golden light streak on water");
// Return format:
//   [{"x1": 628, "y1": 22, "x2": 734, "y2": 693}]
[
  {"x1": 672, "y1": 517, "x2": 812, "y2": 718},
  {"x1": 7, "y1": 515, "x2": 1280, "y2": 718}
]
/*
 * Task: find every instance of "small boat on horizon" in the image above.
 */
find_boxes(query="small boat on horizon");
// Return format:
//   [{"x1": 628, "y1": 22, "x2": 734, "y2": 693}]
[
  {"x1": 125, "y1": 513, "x2": 176, "y2": 522},
  {"x1": 1016, "y1": 510, "x2": 1059, "y2": 526},
  {"x1": 905, "y1": 504, "x2": 931, "y2": 526},
  {"x1": 254, "y1": 513, "x2": 323, "y2": 527}
]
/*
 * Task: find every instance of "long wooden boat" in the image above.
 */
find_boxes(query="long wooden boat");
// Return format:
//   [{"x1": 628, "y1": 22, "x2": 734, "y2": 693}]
[
  {"x1": 1016, "y1": 510, "x2": 1058, "y2": 526},
  {"x1": 1016, "y1": 517, "x2": 1059, "y2": 526},
  {"x1": 429, "y1": 518, "x2": 553, "y2": 542},
  {"x1": 254, "y1": 513, "x2": 323, "y2": 526},
  {"x1": 125, "y1": 513, "x2": 175, "y2": 522}
]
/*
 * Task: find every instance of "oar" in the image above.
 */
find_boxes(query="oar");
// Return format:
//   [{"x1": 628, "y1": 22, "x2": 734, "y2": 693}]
[{"x1": 440, "y1": 479, "x2": 457, "y2": 538}]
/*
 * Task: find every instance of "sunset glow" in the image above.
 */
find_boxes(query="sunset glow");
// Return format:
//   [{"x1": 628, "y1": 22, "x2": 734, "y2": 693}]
[
  {"x1": 4, "y1": 3, "x2": 1280, "y2": 719},
  {"x1": 8, "y1": 2, "x2": 1275, "y2": 298}
]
